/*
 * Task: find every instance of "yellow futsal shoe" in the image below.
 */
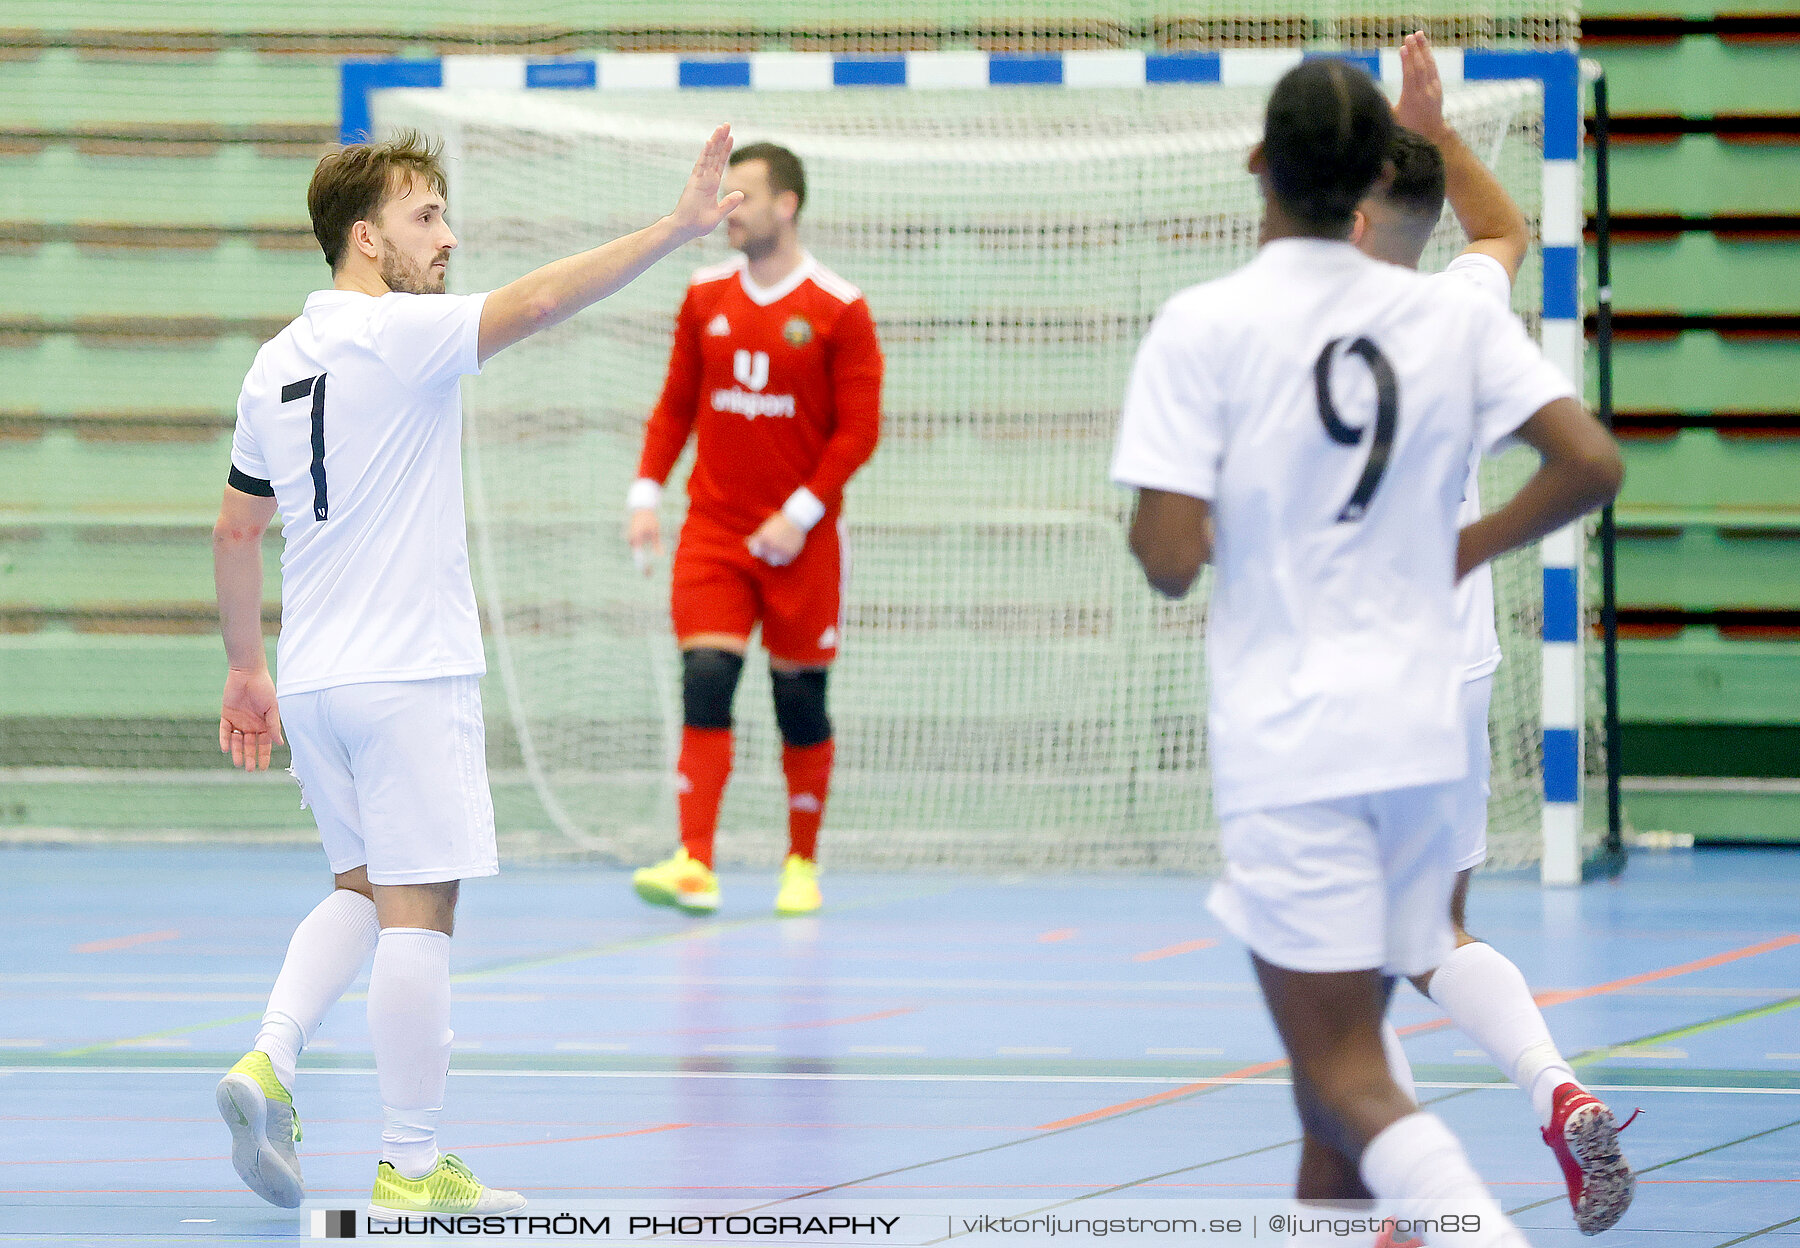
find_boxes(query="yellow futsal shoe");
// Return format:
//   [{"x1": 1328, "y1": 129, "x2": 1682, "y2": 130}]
[
  {"x1": 216, "y1": 1050, "x2": 304, "y2": 1208},
  {"x1": 775, "y1": 854, "x2": 822, "y2": 916},
  {"x1": 632, "y1": 848, "x2": 719, "y2": 914},
  {"x1": 368, "y1": 1153, "x2": 526, "y2": 1221}
]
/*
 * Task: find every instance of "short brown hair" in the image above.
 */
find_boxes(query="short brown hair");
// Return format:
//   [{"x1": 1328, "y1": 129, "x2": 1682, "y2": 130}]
[
  {"x1": 307, "y1": 130, "x2": 448, "y2": 270},
  {"x1": 729, "y1": 142, "x2": 806, "y2": 220}
]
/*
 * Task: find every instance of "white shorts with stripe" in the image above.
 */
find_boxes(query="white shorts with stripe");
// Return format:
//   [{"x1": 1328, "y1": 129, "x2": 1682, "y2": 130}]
[{"x1": 282, "y1": 675, "x2": 498, "y2": 886}]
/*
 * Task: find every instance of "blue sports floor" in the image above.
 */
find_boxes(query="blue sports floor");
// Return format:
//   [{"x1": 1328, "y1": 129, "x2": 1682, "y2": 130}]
[{"x1": 1, "y1": 845, "x2": 1796, "y2": 1245}]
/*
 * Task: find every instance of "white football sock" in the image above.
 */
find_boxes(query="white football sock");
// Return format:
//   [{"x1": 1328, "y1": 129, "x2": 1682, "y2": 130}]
[
  {"x1": 1361, "y1": 1113, "x2": 1531, "y2": 1248},
  {"x1": 1381, "y1": 1021, "x2": 1417, "y2": 1105},
  {"x1": 368, "y1": 927, "x2": 452, "y2": 1180},
  {"x1": 1428, "y1": 941, "x2": 1580, "y2": 1127},
  {"x1": 254, "y1": 888, "x2": 379, "y2": 1089}
]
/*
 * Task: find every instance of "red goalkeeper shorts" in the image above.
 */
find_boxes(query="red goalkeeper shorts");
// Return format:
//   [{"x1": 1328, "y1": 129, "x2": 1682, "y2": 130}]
[{"x1": 671, "y1": 516, "x2": 847, "y2": 666}]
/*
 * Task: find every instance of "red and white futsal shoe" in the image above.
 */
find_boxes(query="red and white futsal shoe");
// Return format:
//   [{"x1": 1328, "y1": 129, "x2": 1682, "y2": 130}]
[
  {"x1": 1541, "y1": 1082, "x2": 1637, "y2": 1235},
  {"x1": 1372, "y1": 1219, "x2": 1423, "y2": 1248}
]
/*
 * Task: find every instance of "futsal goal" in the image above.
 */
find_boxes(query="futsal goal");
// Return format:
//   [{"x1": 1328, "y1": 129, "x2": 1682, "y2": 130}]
[{"x1": 360, "y1": 48, "x2": 1601, "y2": 877}]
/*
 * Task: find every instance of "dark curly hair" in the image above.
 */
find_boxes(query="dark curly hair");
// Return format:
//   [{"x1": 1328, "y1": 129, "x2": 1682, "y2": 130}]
[
  {"x1": 1262, "y1": 59, "x2": 1395, "y2": 232},
  {"x1": 1381, "y1": 126, "x2": 1448, "y2": 219}
]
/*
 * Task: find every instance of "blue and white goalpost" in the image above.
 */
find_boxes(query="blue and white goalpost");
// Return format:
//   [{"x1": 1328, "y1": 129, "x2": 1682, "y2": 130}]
[{"x1": 341, "y1": 48, "x2": 1593, "y2": 880}]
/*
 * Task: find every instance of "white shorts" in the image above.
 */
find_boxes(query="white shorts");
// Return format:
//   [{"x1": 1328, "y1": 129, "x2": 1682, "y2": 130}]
[
  {"x1": 1451, "y1": 674, "x2": 1495, "y2": 873},
  {"x1": 1208, "y1": 781, "x2": 1460, "y2": 977},
  {"x1": 282, "y1": 675, "x2": 499, "y2": 886}
]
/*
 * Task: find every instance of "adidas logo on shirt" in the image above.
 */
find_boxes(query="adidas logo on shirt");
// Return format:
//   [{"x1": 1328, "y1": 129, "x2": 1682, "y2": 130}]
[{"x1": 706, "y1": 314, "x2": 731, "y2": 337}]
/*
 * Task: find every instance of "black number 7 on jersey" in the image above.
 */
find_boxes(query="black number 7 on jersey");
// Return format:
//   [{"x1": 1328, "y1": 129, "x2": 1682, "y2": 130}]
[
  {"x1": 1314, "y1": 337, "x2": 1398, "y2": 523},
  {"x1": 281, "y1": 374, "x2": 329, "y2": 522}
]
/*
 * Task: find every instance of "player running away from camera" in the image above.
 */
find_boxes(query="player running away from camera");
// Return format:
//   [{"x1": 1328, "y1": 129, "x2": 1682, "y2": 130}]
[
  {"x1": 211, "y1": 125, "x2": 743, "y2": 1219},
  {"x1": 626, "y1": 142, "x2": 883, "y2": 918},
  {"x1": 1111, "y1": 59, "x2": 1621, "y2": 1248},
  {"x1": 1354, "y1": 33, "x2": 1635, "y2": 1236}
]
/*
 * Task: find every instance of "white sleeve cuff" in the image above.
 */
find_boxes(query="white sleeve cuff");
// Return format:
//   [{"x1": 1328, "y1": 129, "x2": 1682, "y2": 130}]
[
  {"x1": 626, "y1": 478, "x2": 662, "y2": 512},
  {"x1": 781, "y1": 487, "x2": 827, "y2": 533}
]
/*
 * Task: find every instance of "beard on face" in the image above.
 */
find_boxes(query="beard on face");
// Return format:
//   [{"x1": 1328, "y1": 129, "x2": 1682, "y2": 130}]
[
  {"x1": 377, "y1": 234, "x2": 449, "y2": 294},
  {"x1": 731, "y1": 215, "x2": 780, "y2": 262}
]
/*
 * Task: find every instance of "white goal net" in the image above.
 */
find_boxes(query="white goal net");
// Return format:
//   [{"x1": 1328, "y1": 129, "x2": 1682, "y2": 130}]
[{"x1": 374, "y1": 78, "x2": 1568, "y2": 871}]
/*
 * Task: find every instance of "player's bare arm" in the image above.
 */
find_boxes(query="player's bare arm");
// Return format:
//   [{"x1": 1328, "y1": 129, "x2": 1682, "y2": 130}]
[
  {"x1": 1128, "y1": 488, "x2": 1213, "y2": 598},
  {"x1": 1395, "y1": 32, "x2": 1530, "y2": 279},
  {"x1": 1457, "y1": 396, "x2": 1623, "y2": 578},
  {"x1": 478, "y1": 124, "x2": 745, "y2": 364},
  {"x1": 213, "y1": 485, "x2": 283, "y2": 772}
]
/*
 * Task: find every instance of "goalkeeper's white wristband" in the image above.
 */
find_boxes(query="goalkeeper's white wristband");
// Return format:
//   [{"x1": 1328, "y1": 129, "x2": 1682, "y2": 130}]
[
  {"x1": 781, "y1": 487, "x2": 826, "y2": 534},
  {"x1": 626, "y1": 479, "x2": 662, "y2": 513}
]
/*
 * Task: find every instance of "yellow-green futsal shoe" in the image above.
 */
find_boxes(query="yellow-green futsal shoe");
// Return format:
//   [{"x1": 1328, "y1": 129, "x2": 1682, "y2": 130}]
[
  {"x1": 775, "y1": 854, "x2": 822, "y2": 916},
  {"x1": 216, "y1": 1050, "x2": 303, "y2": 1208},
  {"x1": 632, "y1": 848, "x2": 720, "y2": 914},
  {"x1": 369, "y1": 1153, "x2": 526, "y2": 1220}
]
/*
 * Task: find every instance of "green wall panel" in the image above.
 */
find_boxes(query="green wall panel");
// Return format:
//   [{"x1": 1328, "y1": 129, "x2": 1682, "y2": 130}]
[
  {"x1": 0, "y1": 430, "x2": 232, "y2": 513},
  {"x1": 0, "y1": 48, "x2": 338, "y2": 127},
  {"x1": 1616, "y1": 526, "x2": 1800, "y2": 611},
  {"x1": 1618, "y1": 431, "x2": 1800, "y2": 512},
  {"x1": 0, "y1": 148, "x2": 322, "y2": 230},
  {"x1": 1586, "y1": 38, "x2": 1800, "y2": 117},
  {"x1": 1586, "y1": 237, "x2": 1800, "y2": 317},
  {"x1": 1593, "y1": 334, "x2": 1800, "y2": 413},
  {"x1": 0, "y1": 243, "x2": 321, "y2": 320},
  {"x1": 0, "y1": 524, "x2": 282, "y2": 609},
  {"x1": 1620, "y1": 633, "x2": 1800, "y2": 726},
  {"x1": 0, "y1": 337, "x2": 265, "y2": 412},
  {"x1": 1624, "y1": 786, "x2": 1800, "y2": 841},
  {"x1": 1594, "y1": 140, "x2": 1800, "y2": 217}
]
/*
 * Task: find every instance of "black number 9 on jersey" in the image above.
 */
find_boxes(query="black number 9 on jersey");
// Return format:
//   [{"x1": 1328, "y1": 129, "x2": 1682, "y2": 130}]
[
  {"x1": 1314, "y1": 337, "x2": 1398, "y2": 523},
  {"x1": 281, "y1": 374, "x2": 328, "y2": 522}
]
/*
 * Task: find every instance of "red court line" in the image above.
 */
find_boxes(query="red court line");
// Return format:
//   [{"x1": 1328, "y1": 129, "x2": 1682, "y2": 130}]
[
  {"x1": 1135, "y1": 939, "x2": 1219, "y2": 962},
  {"x1": 1037, "y1": 1057, "x2": 1292, "y2": 1130},
  {"x1": 456, "y1": 1123, "x2": 688, "y2": 1150},
  {"x1": 1397, "y1": 931, "x2": 1800, "y2": 1039},
  {"x1": 1039, "y1": 932, "x2": 1800, "y2": 1131},
  {"x1": 1535, "y1": 933, "x2": 1800, "y2": 1007},
  {"x1": 1038, "y1": 928, "x2": 1078, "y2": 943},
  {"x1": 72, "y1": 929, "x2": 180, "y2": 954}
]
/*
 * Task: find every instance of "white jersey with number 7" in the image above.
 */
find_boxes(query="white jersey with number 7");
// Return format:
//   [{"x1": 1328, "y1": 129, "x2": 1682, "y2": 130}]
[
  {"x1": 230, "y1": 288, "x2": 492, "y2": 697},
  {"x1": 1110, "y1": 238, "x2": 1574, "y2": 818}
]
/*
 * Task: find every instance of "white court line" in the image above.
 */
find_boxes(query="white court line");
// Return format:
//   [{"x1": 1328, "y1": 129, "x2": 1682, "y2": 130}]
[{"x1": 5, "y1": 1067, "x2": 1797, "y2": 1095}]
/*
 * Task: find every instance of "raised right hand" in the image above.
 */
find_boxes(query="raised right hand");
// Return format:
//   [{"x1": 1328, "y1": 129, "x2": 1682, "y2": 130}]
[
  {"x1": 1394, "y1": 31, "x2": 1448, "y2": 139},
  {"x1": 668, "y1": 124, "x2": 747, "y2": 244}
]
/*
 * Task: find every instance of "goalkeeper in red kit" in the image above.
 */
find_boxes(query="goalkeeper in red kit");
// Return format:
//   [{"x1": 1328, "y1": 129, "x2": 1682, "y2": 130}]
[{"x1": 626, "y1": 142, "x2": 883, "y2": 916}]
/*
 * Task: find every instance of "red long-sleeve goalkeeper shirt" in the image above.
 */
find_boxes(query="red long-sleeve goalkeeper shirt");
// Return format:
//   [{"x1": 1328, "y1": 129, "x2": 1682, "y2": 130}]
[{"x1": 636, "y1": 252, "x2": 884, "y2": 537}]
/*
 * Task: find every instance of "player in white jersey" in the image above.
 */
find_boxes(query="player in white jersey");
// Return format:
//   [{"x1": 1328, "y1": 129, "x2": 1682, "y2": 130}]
[
  {"x1": 1111, "y1": 59, "x2": 1622, "y2": 1246},
  {"x1": 1353, "y1": 34, "x2": 1634, "y2": 1235},
  {"x1": 211, "y1": 126, "x2": 744, "y2": 1218}
]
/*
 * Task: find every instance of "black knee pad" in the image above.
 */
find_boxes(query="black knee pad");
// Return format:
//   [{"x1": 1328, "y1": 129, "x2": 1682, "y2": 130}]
[
  {"x1": 682, "y1": 648, "x2": 744, "y2": 730},
  {"x1": 771, "y1": 667, "x2": 831, "y2": 748}
]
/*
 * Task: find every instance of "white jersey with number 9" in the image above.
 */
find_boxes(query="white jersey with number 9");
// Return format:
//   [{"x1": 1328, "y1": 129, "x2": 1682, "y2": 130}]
[{"x1": 1111, "y1": 239, "x2": 1574, "y2": 818}]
